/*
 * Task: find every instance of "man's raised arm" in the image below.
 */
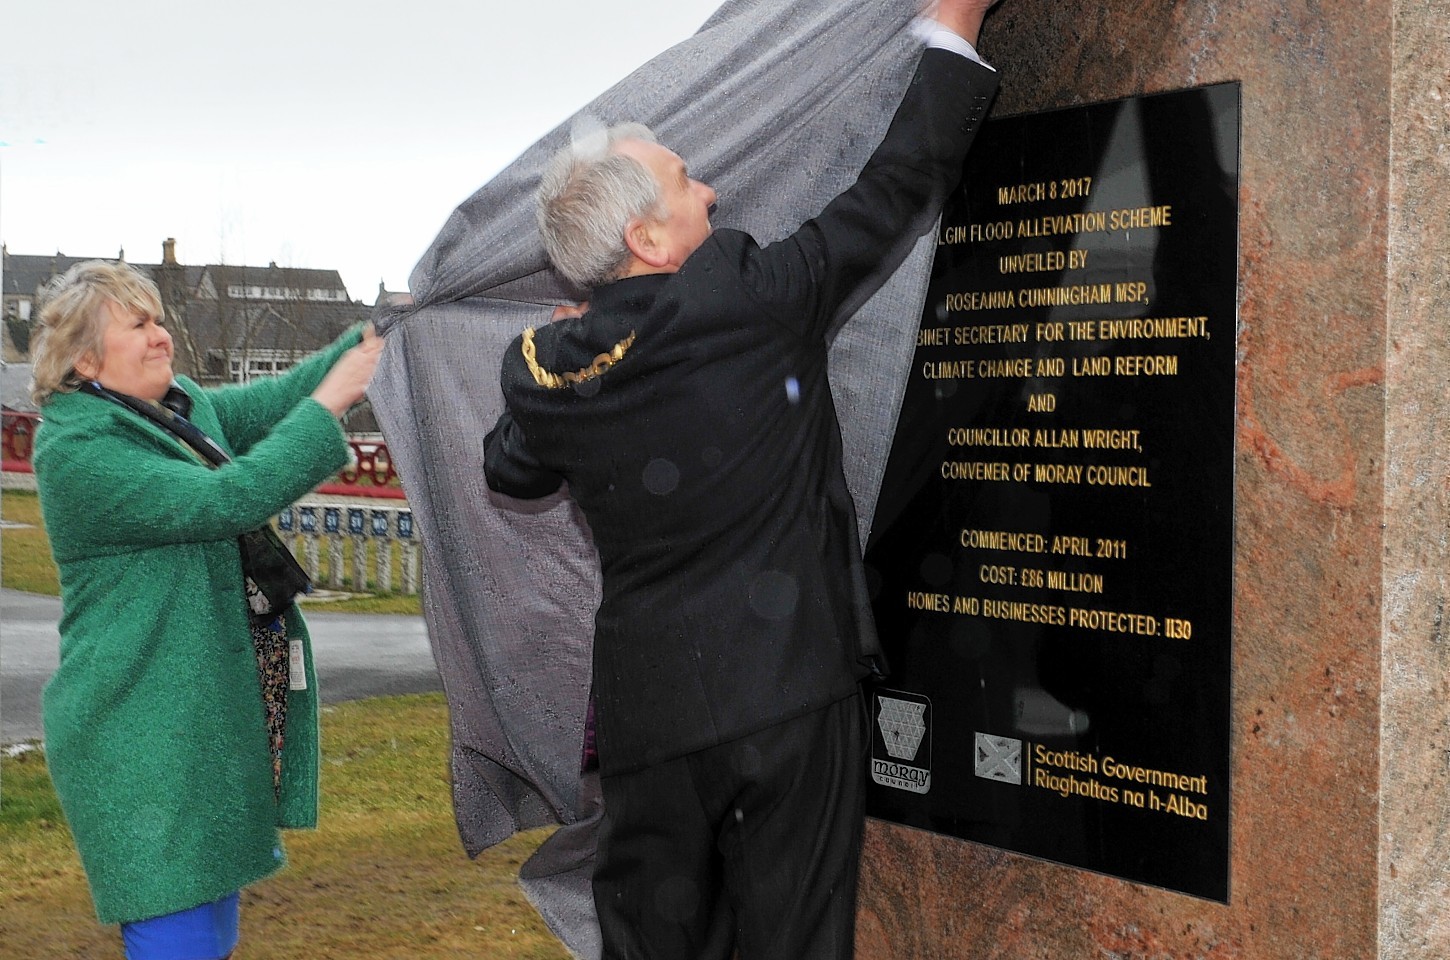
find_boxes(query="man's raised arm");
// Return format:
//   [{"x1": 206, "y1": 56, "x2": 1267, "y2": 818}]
[
  {"x1": 931, "y1": 0, "x2": 1004, "y2": 48},
  {"x1": 746, "y1": 0, "x2": 1006, "y2": 335}
]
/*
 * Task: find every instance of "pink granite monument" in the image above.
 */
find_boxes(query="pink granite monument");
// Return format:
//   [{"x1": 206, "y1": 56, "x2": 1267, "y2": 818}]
[{"x1": 856, "y1": 3, "x2": 1449, "y2": 957}]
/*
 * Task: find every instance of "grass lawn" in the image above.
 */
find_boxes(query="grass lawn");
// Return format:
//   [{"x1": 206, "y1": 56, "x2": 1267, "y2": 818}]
[
  {"x1": 0, "y1": 694, "x2": 571, "y2": 959},
  {"x1": 2, "y1": 488, "x2": 565, "y2": 955},
  {"x1": 0, "y1": 489, "x2": 58, "y2": 596}
]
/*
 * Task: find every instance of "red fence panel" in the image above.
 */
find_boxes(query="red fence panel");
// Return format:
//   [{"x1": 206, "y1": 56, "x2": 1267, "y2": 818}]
[
  {"x1": 2, "y1": 411, "x2": 39, "y2": 474},
  {"x1": 3, "y1": 412, "x2": 404, "y2": 500}
]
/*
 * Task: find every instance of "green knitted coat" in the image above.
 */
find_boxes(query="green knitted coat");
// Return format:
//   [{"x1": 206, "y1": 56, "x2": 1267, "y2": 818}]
[{"x1": 34, "y1": 329, "x2": 359, "y2": 925}]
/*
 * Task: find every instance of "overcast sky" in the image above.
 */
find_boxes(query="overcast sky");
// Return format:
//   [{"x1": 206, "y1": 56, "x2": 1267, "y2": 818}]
[{"x1": 0, "y1": 0, "x2": 723, "y2": 300}]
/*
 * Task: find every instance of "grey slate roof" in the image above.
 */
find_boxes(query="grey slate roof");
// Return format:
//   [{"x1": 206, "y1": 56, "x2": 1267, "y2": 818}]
[
  {"x1": 2, "y1": 251, "x2": 204, "y2": 297},
  {"x1": 183, "y1": 298, "x2": 366, "y2": 353},
  {"x1": 3, "y1": 252, "x2": 130, "y2": 296},
  {"x1": 199, "y1": 263, "x2": 347, "y2": 294}
]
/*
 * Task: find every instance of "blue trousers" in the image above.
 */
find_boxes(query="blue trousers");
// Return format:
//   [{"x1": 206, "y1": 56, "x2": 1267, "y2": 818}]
[{"x1": 121, "y1": 891, "x2": 240, "y2": 960}]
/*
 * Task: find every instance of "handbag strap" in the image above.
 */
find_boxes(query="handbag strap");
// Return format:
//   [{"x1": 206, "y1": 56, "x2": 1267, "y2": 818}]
[{"x1": 78, "y1": 380, "x2": 231, "y2": 468}]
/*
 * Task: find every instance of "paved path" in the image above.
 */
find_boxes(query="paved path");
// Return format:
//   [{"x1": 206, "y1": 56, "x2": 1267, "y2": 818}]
[{"x1": 1, "y1": 588, "x2": 441, "y2": 745}]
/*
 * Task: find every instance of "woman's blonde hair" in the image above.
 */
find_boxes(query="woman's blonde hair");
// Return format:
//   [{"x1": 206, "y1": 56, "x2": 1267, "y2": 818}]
[{"x1": 30, "y1": 260, "x2": 164, "y2": 406}]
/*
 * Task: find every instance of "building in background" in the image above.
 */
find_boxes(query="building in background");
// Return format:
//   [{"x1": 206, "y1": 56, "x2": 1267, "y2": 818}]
[{"x1": 2, "y1": 239, "x2": 378, "y2": 429}]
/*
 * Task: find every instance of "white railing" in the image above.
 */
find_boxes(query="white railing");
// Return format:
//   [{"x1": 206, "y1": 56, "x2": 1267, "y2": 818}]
[{"x1": 275, "y1": 503, "x2": 421, "y2": 596}]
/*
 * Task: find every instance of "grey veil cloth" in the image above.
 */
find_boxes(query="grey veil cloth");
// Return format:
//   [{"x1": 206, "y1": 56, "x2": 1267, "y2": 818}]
[{"x1": 367, "y1": 1, "x2": 945, "y2": 955}]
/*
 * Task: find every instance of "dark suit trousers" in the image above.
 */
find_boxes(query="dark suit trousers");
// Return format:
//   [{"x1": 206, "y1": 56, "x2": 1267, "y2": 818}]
[{"x1": 593, "y1": 691, "x2": 868, "y2": 960}]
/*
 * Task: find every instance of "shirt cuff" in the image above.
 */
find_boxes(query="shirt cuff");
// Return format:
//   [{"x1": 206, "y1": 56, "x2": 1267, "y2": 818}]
[{"x1": 913, "y1": 18, "x2": 995, "y2": 71}]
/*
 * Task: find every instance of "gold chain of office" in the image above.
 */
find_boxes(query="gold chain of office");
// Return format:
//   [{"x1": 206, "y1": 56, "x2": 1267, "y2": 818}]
[{"x1": 521, "y1": 327, "x2": 637, "y2": 389}]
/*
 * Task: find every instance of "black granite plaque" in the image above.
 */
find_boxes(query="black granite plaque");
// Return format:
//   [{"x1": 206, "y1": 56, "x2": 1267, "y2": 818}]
[{"x1": 863, "y1": 82, "x2": 1240, "y2": 902}]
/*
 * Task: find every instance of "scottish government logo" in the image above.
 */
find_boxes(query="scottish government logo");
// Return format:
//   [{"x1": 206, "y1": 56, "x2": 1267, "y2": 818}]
[
  {"x1": 973, "y1": 732, "x2": 1023, "y2": 784},
  {"x1": 871, "y1": 690, "x2": 931, "y2": 794}
]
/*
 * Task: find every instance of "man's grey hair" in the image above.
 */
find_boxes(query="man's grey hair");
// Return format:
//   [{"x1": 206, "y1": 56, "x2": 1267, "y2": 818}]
[{"x1": 536, "y1": 120, "x2": 665, "y2": 290}]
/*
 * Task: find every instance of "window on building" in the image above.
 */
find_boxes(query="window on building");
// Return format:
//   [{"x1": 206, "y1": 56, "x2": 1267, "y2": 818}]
[
  {"x1": 227, "y1": 282, "x2": 347, "y2": 302},
  {"x1": 226, "y1": 349, "x2": 308, "y2": 383}
]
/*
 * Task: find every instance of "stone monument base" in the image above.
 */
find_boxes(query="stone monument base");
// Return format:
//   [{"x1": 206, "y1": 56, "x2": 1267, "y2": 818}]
[{"x1": 854, "y1": 2, "x2": 1449, "y2": 958}]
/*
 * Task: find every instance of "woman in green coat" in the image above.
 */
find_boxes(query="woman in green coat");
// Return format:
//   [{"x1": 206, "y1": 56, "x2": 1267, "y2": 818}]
[{"x1": 30, "y1": 260, "x2": 383, "y2": 960}]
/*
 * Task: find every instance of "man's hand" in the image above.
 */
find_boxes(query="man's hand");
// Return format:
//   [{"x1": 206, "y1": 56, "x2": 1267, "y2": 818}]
[
  {"x1": 931, "y1": 0, "x2": 1004, "y2": 47},
  {"x1": 551, "y1": 301, "x2": 590, "y2": 321}
]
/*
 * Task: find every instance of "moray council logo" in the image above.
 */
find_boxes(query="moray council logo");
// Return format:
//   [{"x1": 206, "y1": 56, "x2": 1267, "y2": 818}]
[{"x1": 871, "y1": 690, "x2": 931, "y2": 794}]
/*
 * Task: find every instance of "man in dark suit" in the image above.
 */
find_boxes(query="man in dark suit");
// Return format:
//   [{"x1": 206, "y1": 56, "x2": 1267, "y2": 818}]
[{"x1": 484, "y1": 2, "x2": 1003, "y2": 956}]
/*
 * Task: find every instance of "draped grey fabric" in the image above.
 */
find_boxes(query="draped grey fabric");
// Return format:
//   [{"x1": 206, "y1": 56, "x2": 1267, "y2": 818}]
[{"x1": 367, "y1": 2, "x2": 943, "y2": 955}]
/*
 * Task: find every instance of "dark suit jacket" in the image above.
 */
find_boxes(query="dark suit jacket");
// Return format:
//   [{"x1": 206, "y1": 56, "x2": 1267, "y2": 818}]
[{"x1": 485, "y1": 48, "x2": 998, "y2": 776}]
